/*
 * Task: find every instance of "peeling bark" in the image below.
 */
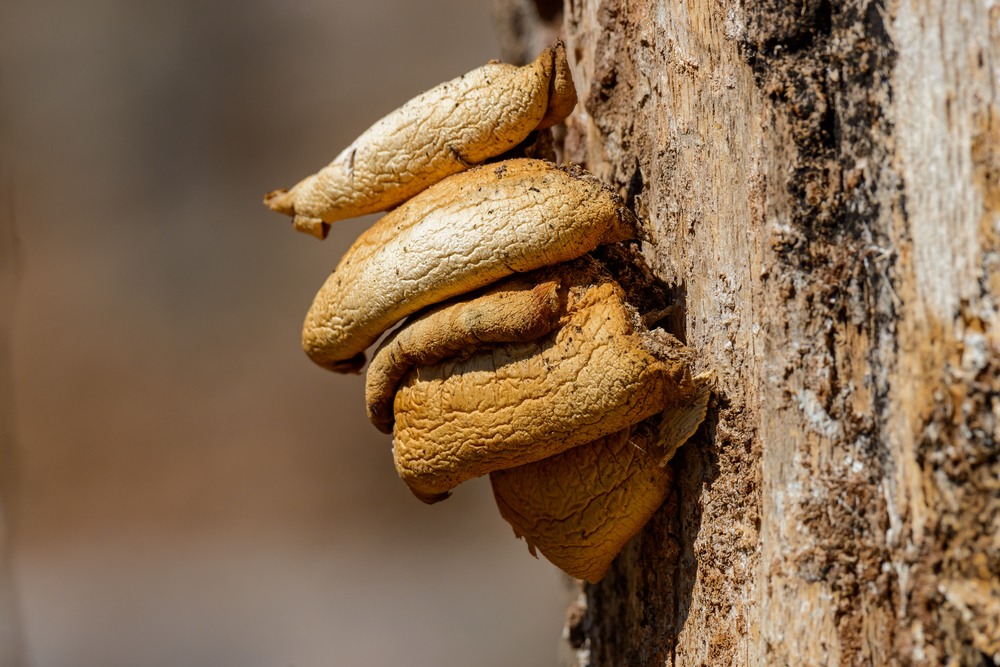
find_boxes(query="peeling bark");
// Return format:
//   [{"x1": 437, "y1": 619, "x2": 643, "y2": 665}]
[{"x1": 494, "y1": 0, "x2": 1000, "y2": 664}]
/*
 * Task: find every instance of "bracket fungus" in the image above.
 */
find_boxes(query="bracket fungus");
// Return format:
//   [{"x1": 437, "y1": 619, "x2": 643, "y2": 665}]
[
  {"x1": 302, "y1": 159, "x2": 636, "y2": 373},
  {"x1": 380, "y1": 257, "x2": 698, "y2": 504},
  {"x1": 266, "y1": 44, "x2": 712, "y2": 583},
  {"x1": 491, "y1": 372, "x2": 712, "y2": 584},
  {"x1": 365, "y1": 269, "x2": 564, "y2": 434},
  {"x1": 265, "y1": 41, "x2": 577, "y2": 239}
]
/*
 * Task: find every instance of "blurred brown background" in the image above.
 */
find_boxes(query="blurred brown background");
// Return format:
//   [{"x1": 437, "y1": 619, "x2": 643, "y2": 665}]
[{"x1": 0, "y1": 0, "x2": 569, "y2": 664}]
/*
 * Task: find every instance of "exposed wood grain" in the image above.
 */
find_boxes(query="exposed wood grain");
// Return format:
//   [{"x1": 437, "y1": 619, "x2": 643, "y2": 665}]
[{"x1": 495, "y1": 0, "x2": 1000, "y2": 664}]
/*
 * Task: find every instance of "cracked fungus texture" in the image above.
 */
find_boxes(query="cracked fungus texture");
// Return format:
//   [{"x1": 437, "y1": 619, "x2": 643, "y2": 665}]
[
  {"x1": 264, "y1": 38, "x2": 710, "y2": 585},
  {"x1": 490, "y1": 372, "x2": 712, "y2": 583},
  {"x1": 389, "y1": 259, "x2": 695, "y2": 503},
  {"x1": 490, "y1": 423, "x2": 674, "y2": 584},
  {"x1": 265, "y1": 42, "x2": 577, "y2": 238},
  {"x1": 366, "y1": 270, "x2": 564, "y2": 434},
  {"x1": 302, "y1": 159, "x2": 636, "y2": 373}
]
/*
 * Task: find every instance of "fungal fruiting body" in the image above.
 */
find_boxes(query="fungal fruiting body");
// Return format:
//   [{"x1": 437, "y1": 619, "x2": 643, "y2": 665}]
[
  {"x1": 301, "y1": 159, "x2": 636, "y2": 373},
  {"x1": 264, "y1": 42, "x2": 577, "y2": 239},
  {"x1": 268, "y1": 44, "x2": 712, "y2": 583},
  {"x1": 365, "y1": 270, "x2": 564, "y2": 434},
  {"x1": 490, "y1": 373, "x2": 713, "y2": 583},
  {"x1": 384, "y1": 257, "x2": 697, "y2": 504},
  {"x1": 491, "y1": 425, "x2": 673, "y2": 584}
]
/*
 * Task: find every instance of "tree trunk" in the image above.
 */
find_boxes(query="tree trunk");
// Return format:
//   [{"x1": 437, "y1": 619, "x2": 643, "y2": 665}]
[{"x1": 493, "y1": 0, "x2": 1000, "y2": 664}]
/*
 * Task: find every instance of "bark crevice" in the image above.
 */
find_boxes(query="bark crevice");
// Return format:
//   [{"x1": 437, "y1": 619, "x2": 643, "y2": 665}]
[{"x1": 491, "y1": 1, "x2": 1000, "y2": 663}]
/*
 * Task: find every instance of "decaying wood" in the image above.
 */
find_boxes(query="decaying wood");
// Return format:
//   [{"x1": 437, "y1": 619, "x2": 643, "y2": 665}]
[{"x1": 492, "y1": 0, "x2": 1000, "y2": 664}]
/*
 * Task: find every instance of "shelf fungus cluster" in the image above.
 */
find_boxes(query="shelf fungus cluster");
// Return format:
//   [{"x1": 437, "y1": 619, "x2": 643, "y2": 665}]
[{"x1": 266, "y1": 42, "x2": 712, "y2": 583}]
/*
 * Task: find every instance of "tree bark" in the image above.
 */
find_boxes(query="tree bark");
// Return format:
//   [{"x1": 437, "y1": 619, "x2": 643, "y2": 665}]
[{"x1": 493, "y1": 0, "x2": 1000, "y2": 665}]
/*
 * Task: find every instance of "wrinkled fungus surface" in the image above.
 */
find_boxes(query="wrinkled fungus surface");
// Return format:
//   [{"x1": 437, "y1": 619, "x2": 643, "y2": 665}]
[
  {"x1": 366, "y1": 270, "x2": 564, "y2": 434},
  {"x1": 492, "y1": 423, "x2": 674, "y2": 584},
  {"x1": 302, "y1": 159, "x2": 636, "y2": 373},
  {"x1": 491, "y1": 372, "x2": 712, "y2": 583},
  {"x1": 267, "y1": 42, "x2": 710, "y2": 583},
  {"x1": 265, "y1": 42, "x2": 577, "y2": 239},
  {"x1": 388, "y1": 258, "x2": 696, "y2": 503}
]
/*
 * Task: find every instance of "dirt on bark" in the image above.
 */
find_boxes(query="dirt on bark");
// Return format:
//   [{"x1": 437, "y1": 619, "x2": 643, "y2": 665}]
[{"x1": 495, "y1": 0, "x2": 1000, "y2": 665}]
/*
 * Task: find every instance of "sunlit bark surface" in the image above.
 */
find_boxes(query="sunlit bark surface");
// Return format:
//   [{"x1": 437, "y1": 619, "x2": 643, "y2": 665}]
[{"x1": 494, "y1": 0, "x2": 1000, "y2": 664}]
